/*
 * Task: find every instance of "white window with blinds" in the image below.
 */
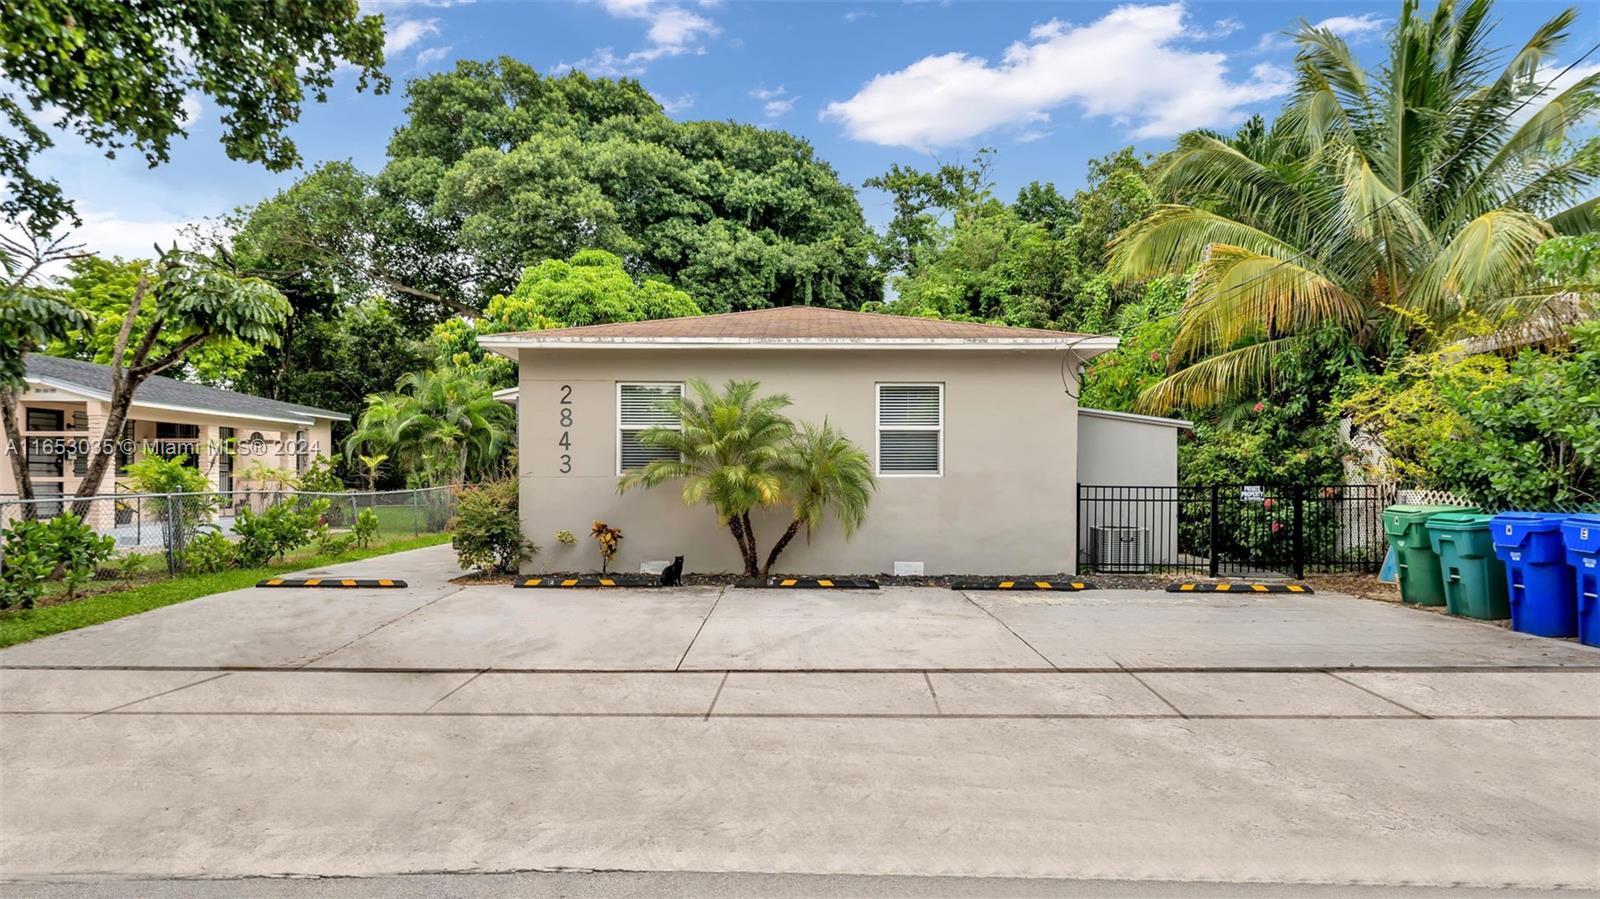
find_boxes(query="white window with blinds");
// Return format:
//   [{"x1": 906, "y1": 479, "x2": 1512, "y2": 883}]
[
  {"x1": 617, "y1": 382, "x2": 684, "y2": 474},
  {"x1": 876, "y1": 383, "x2": 943, "y2": 476}
]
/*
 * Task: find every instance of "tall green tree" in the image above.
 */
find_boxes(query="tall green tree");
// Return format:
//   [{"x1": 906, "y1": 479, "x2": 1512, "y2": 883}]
[
  {"x1": 1110, "y1": 0, "x2": 1600, "y2": 412},
  {"x1": 46, "y1": 256, "x2": 263, "y2": 385},
  {"x1": 0, "y1": 0, "x2": 387, "y2": 234},
  {"x1": 346, "y1": 367, "x2": 513, "y2": 487},
  {"x1": 871, "y1": 148, "x2": 1159, "y2": 332},
  {"x1": 434, "y1": 249, "x2": 702, "y2": 382},
  {"x1": 232, "y1": 59, "x2": 882, "y2": 316},
  {"x1": 69, "y1": 250, "x2": 292, "y2": 499}
]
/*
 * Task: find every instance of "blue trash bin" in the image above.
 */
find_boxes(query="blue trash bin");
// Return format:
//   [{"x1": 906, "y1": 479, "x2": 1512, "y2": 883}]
[
  {"x1": 1491, "y1": 513, "x2": 1575, "y2": 637},
  {"x1": 1561, "y1": 513, "x2": 1600, "y2": 649}
]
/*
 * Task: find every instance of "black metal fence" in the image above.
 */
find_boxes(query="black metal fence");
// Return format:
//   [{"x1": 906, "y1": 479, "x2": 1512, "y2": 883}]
[{"x1": 1078, "y1": 484, "x2": 1395, "y2": 578}]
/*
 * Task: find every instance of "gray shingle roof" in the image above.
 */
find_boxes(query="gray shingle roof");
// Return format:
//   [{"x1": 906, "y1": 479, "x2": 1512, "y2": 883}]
[{"x1": 25, "y1": 354, "x2": 349, "y2": 424}]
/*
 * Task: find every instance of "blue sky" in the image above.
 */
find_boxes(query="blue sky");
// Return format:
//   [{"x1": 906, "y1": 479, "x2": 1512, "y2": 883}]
[{"x1": 29, "y1": 0, "x2": 1600, "y2": 261}]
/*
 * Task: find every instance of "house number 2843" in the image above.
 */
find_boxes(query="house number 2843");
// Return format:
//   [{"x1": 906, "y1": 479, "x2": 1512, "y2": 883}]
[{"x1": 557, "y1": 384, "x2": 573, "y2": 473}]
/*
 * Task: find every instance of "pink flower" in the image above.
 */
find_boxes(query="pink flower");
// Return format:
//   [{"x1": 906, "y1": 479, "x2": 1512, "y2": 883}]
[
  {"x1": 1252, "y1": 402, "x2": 1266, "y2": 413},
  {"x1": 1263, "y1": 498, "x2": 1275, "y2": 510},
  {"x1": 1270, "y1": 521, "x2": 1283, "y2": 533},
  {"x1": 1149, "y1": 350, "x2": 1160, "y2": 362}
]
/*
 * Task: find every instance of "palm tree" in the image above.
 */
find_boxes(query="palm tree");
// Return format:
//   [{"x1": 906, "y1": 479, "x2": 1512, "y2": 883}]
[
  {"x1": 347, "y1": 367, "x2": 513, "y2": 486},
  {"x1": 617, "y1": 378, "x2": 795, "y2": 578},
  {"x1": 356, "y1": 453, "x2": 387, "y2": 491},
  {"x1": 761, "y1": 419, "x2": 876, "y2": 578},
  {"x1": 1110, "y1": 0, "x2": 1599, "y2": 412}
]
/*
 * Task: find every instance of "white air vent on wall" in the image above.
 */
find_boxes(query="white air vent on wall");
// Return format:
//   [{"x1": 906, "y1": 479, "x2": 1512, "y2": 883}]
[
  {"x1": 894, "y1": 561, "x2": 924, "y2": 576},
  {"x1": 1091, "y1": 526, "x2": 1150, "y2": 573}
]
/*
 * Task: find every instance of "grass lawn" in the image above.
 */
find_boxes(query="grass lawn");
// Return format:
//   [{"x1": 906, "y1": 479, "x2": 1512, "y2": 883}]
[{"x1": 0, "y1": 532, "x2": 451, "y2": 649}]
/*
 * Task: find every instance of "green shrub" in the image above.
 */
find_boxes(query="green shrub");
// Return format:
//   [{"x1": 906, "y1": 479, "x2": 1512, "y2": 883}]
[
  {"x1": 451, "y1": 480, "x2": 533, "y2": 574},
  {"x1": 124, "y1": 454, "x2": 221, "y2": 530},
  {"x1": 181, "y1": 525, "x2": 236, "y2": 574},
  {"x1": 0, "y1": 513, "x2": 117, "y2": 607},
  {"x1": 42, "y1": 513, "x2": 117, "y2": 599},
  {"x1": 297, "y1": 455, "x2": 345, "y2": 493},
  {"x1": 1430, "y1": 322, "x2": 1600, "y2": 511},
  {"x1": 351, "y1": 507, "x2": 379, "y2": 548},
  {"x1": 233, "y1": 498, "x2": 331, "y2": 565},
  {"x1": 317, "y1": 529, "x2": 355, "y2": 558},
  {"x1": 0, "y1": 520, "x2": 56, "y2": 610}
]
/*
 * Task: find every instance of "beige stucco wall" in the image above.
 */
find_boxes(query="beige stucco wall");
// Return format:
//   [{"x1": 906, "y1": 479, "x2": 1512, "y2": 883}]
[
  {"x1": 1076, "y1": 412, "x2": 1180, "y2": 487},
  {"x1": 1076, "y1": 411, "x2": 1185, "y2": 567},
  {"x1": 517, "y1": 348, "x2": 1088, "y2": 576}
]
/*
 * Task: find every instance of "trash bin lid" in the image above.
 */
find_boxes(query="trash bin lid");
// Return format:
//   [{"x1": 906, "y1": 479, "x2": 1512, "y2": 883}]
[
  {"x1": 1383, "y1": 504, "x2": 1477, "y2": 535},
  {"x1": 1562, "y1": 514, "x2": 1600, "y2": 554},
  {"x1": 1490, "y1": 512, "x2": 1568, "y2": 547},
  {"x1": 1424, "y1": 511, "x2": 1495, "y2": 530}
]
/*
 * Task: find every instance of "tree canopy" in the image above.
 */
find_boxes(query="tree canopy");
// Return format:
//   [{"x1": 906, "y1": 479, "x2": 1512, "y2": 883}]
[
  {"x1": 234, "y1": 59, "x2": 882, "y2": 319},
  {"x1": 0, "y1": 0, "x2": 387, "y2": 233}
]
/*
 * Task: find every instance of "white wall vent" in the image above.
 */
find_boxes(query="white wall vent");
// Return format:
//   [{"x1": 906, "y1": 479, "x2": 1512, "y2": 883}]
[
  {"x1": 639, "y1": 560, "x2": 670, "y2": 575},
  {"x1": 893, "y1": 561, "x2": 925, "y2": 577},
  {"x1": 1090, "y1": 526, "x2": 1150, "y2": 573}
]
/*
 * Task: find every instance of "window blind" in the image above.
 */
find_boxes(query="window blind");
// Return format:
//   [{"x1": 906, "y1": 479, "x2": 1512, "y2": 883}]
[
  {"x1": 877, "y1": 384, "x2": 942, "y2": 475},
  {"x1": 618, "y1": 383, "x2": 683, "y2": 472}
]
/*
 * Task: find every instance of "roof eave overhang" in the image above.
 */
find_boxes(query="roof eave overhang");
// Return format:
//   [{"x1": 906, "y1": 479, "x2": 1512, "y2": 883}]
[
  {"x1": 24, "y1": 376, "x2": 349, "y2": 425},
  {"x1": 479, "y1": 335, "x2": 1121, "y2": 360}
]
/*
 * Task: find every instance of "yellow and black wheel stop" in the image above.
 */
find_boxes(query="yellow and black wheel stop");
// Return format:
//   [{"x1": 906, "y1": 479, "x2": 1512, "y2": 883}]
[
  {"x1": 954, "y1": 579, "x2": 1096, "y2": 591},
  {"x1": 257, "y1": 578, "x2": 407, "y2": 588},
  {"x1": 1165, "y1": 582, "x2": 1313, "y2": 594}
]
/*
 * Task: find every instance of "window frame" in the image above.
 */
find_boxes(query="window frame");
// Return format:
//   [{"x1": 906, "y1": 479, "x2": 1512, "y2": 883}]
[
  {"x1": 875, "y1": 382, "x2": 944, "y2": 478},
  {"x1": 615, "y1": 381, "x2": 685, "y2": 476}
]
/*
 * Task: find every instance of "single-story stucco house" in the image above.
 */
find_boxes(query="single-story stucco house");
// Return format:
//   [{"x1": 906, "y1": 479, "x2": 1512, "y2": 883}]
[
  {"x1": 3, "y1": 354, "x2": 348, "y2": 507},
  {"x1": 482, "y1": 306, "x2": 1189, "y2": 576}
]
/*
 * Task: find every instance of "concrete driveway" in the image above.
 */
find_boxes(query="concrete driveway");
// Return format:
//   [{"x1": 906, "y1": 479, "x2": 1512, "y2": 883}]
[{"x1": 3, "y1": 544, "x2": 1598, "y2": 892}]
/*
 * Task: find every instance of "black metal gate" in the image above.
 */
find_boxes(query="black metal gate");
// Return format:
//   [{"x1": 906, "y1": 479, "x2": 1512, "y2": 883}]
[{"x1": 1078, "y1": 484, "x2": 1395, "y2": 578}]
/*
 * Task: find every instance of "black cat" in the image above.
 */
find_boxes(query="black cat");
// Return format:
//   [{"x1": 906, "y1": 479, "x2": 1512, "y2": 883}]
[{"x1": 660, "y1": 555, "x2": 685, "y2": 587}]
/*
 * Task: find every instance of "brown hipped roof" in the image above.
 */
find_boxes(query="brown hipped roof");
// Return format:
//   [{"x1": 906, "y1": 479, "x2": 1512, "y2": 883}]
[{"x1": 480, "y1": 305, "x2": 1102, "y2": 343}]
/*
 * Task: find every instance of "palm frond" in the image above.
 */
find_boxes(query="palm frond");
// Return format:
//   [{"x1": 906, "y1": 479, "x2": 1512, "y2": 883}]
[
  {"x1": 1172, "y1": 245, "x2": 1364, "y2": 362},
  {"x1": 1135, "y1": 338, "x2": 1298, "y2": 414},
  {"x1": 1108, "y1": 206, "x2": 1309, "y2": 285},
  {"x1": 1407, "y1": 208, "x2": 1554, "y2": 320}
]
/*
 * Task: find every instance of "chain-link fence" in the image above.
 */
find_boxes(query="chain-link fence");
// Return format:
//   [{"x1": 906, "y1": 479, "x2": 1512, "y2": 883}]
[{"x1": 0, "y1": 487, "x2": 456, "y2": 574}]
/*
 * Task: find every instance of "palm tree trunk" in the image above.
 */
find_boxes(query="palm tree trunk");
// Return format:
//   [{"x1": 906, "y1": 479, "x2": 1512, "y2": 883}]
[
  {"x1": 739, "y1": 511, "x2": 760, "y2": 577},
  {"x1": 761, "y1": 519, "x2": 802, "y2": 579},
  {"x1": 728, "y1": 516, "x2": 754, "y2": 577}
]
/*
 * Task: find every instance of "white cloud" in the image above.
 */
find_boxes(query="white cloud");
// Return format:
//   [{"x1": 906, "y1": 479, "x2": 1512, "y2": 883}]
[
  {"x1": 659, "y1": 92, "x2": 697, "y2": 114},
  {"x1": 1315, "y1": 13, "x2": 1387, "y2": 38},
  {"x1": 384, "y1": 18, "x2": 441, "y2": 55},
  {"x1": 7, "y1": 209, "x2": 200, "y2": 279},
  {"x1": 415, "y1": 45, "x2": 452, "y2": 67},
  {"x1": 1257, "y1": 13, "x2": 1388, "y2": 52},
  {"x1": 763, "y1": 97, "x2": 798, "y2": 118},
  {"x1": 1511, "y1": 61, "x2": 1600, "y2": 127},
  {"x1": 844, "y1": 9, "x2": 873, "y2": 22},
  {"x1": 1014, "y1": 129, "x2": 1052, "y2": 144},
  {"x1": 178, "y1": 94, "x2": 203, "y2": 128},
  {"x1": 823, "y1": 3, "x2": 1292, "y2": 148},
  {"x1": 568, "y1": 0, "x2": 720, "y2": 75},
  {"x1": 750, "y1": 86, "x2": 796, "y2": 118}
]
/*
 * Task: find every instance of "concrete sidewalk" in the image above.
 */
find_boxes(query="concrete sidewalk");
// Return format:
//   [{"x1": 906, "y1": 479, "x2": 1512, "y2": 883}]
[{"x1": 3, "y1": 546, "x2": 1598, "y2": 889}]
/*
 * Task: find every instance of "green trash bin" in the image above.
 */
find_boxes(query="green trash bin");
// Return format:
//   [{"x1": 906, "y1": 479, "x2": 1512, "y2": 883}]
[
  {"x1": 1383, "y1": 504, "x2": 1478, "y2": 606},
  {"x1": 1425, "y1": 512, "x2": 1509, "y2": 620}
]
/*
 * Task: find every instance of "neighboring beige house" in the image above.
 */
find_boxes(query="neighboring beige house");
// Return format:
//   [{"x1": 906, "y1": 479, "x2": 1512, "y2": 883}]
[
  {"x1": 481, "y1": 306, "x2": 1127, "y2": 576},
  {"x1": 4, "y1": 355, "x2": 347, "y2": 506}
]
